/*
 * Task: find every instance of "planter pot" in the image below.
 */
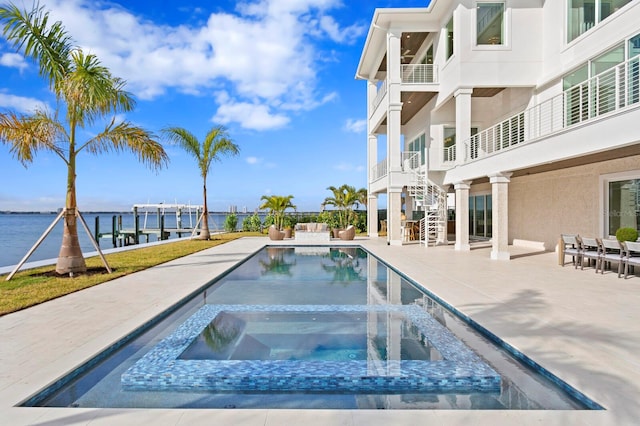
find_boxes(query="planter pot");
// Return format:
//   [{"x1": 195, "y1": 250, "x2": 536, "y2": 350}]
[
  {"x1": 332, "y1": 228, "x2": 343, "y2": 238},
  {"x1": 284, "y1": 228, "x2": 292, "y2": 239}
]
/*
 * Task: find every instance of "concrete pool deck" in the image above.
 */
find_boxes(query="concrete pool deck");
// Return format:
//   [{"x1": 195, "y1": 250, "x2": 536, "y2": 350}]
[{"x1": 0, "y1": 236, "x2": 639, "y2": 425}]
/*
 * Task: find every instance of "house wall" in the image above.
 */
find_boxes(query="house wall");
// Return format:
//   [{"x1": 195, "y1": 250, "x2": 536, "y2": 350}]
[{"x1": 505, "y1": 154, "x2": 640, "y2": 250}]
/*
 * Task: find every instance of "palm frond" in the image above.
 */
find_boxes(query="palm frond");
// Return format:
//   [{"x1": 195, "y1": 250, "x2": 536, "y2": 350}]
[
  {"x1": 84, "y1": 121, "x2": 168, "y2": 171},
  {"x1": 0, "y1": 2, "x2": 72, "y2": 88},
  {"x1": 0, "y1": 110, "x2": 67, "y2": 165},
  {"x1": 63, "y1": 51, "x2": 135, "y2": 127},
  {"x1": 162, "y1": 127, "x2": 201, "y2": 158}
]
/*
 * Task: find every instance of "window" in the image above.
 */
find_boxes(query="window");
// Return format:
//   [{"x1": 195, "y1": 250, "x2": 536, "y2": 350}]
[
  {"x1": 407, "y1": 134, "x2": 426, "y2": 165},
  {"x1": 601, "y1": 0, "x2": 633, "y2": 22},
  {"x1": 568, "y1": 0, "x2": 632, "y2": 43},
  {"x1": 469, "y1": 194, "x2": 492, "y2": 238},
  {"x1": 562, "y1": 41, "x2": 633, "y2": 124},
  {"x1": 629, "y1": 35, "x2": 640, "y2": 105},
  {"x1": 445, "y1": 15, "x2": 454, "y2": 60},
  {"x1": 421, "y1": 45, "x2": 434, "y2": 82},
  {"x1": 608, "y1": 179, "x2": 640, "y2": 236},
  {"x1": 477, "y1": 2, "x2": 504, "y2": 45}
]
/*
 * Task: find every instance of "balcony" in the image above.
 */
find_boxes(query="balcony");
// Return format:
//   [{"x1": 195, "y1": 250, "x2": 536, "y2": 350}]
[
  {"x1": 371, "y1": 151, "x2": 421, "y2": 182},
  {"x1": 372, "y1": 64, "x2": 438, "y2": 111},
  {"x1": 443, "y1": 54, "x2": 640, "y2": 164}
]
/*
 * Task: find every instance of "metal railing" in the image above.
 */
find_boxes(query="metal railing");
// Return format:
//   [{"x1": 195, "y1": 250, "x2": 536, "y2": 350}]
[
  {"x1": 402, "y1": 151, "x2": 421, "y2": 170},
  {"x1": 371, "y1": 64, "x2": 438, "y2": 112},
  {"x1": 372, "y1": 80, "x2": 387, "y2": 111},
  {"x1": 372, "y1": 159, "x2": 387, "y2": 181},
  {"x1": 401, "y1": 64, "x2": 438, "y2": 84},
  {"x1": 443, "y1": 54, "x2": 640, "y2": 163},
  {"x1": 443, "y1": 145, "x2": 456, "y2": 162}
]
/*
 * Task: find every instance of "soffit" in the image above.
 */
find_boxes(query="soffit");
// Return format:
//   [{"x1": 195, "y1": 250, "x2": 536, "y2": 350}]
[{"x1": 356, "y1": 2, "x2": 448, "y2": 79}]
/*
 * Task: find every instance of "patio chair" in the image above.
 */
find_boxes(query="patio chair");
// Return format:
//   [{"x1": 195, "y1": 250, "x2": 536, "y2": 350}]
[
  {"x1": 623, "y1": 241, "x2": 640, "y2": 279},
  {"x1": 268, "y1": 225, "x2": 285, "y2": 241},
  {"x1": 580, "y1": 237, "x2": 601, "y2": 272},
  {"x1": 561, "y1": 234, "x2": 582, "y2": 268},
  {"x1": 338, "y1": 225, "x2": 356, "y2": 241},
  {"x1": 600, "y1": 238, "x2": 624, "y2": 277}
]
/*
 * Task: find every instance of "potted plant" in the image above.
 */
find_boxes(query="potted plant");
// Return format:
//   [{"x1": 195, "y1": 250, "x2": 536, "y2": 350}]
[
  {"x1": 282, "y1": 215, "x2": 294, "y2": 239},
  {"x1": 323, "y1": 184, "x2": 365, "y2": 236},
  {"x1": 259, "y1": 195, "x2": 296, "y2": 240},
  {"x1": 616, "y1": 227, "x2": 639, "y2": 243}
]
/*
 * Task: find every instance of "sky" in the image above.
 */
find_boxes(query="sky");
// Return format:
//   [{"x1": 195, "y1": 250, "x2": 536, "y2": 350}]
[{"x1": 0, "y1": 0, "x2": 429, "y2": 212}]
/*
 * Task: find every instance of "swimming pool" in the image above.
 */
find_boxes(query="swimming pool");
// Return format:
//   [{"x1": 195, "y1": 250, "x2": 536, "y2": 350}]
[{"x1": 23, "y1": 246, "x2": 602, "y2": 410}]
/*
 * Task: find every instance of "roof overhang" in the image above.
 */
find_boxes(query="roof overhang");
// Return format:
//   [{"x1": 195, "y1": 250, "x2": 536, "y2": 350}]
[{"x1": 355, "y1": 1, "x2": 449, "y2": 81}]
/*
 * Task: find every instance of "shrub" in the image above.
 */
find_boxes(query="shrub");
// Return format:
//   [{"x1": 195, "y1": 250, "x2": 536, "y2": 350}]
[
  {"x1": 263, "y1": 214, "x2": 275, "y2": 229},
  {"x1": 224, "y1": 213, "x2": 238, "y2": 232},
  {"x1": 616, "y1": 227, "x2": 639, "y2": 242},
  {"x1": 242, "y1": 213, "x2": 262, "y2": 232}
]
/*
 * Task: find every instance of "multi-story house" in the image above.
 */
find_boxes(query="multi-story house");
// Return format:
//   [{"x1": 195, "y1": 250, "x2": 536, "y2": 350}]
[{"x1": 356, "y1": 0, "x2": 640, "y2": 259}]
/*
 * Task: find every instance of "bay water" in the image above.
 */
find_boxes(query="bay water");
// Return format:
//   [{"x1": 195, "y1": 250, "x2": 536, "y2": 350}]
[{"x1": 0, "y1": 212, "x2": 257, "y2": 268}]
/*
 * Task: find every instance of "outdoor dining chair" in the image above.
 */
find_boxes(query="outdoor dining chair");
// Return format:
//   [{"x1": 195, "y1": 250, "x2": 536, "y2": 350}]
[
  {"x1": 561, "y1": 234, "x2": 582, "y2": 268},
  {"x1": 623, "y1": 241, "x2": 640, "y2": 279},
  {"x1": 600, "y1": 238, "x2": 624, "y2": 278},
  {"x1": 580, "y1": 237, "x2": 601, "y2": 272}
]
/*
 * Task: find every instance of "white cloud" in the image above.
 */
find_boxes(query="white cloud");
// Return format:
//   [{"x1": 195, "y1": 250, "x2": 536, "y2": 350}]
[
  {"x1": 38, "y1": 0, "x2": 365, "y2": 131},
  {"x1": 319, "y1": 16, "x2": 366, "y2": 44},
  {"x1": 0, "y1": 93, "x2": 47, "y2": 114},
  {"x1": 213, "y1": 92, "x2": 290, "y2": 131},
  {"x1": 344, "y1": 118, "x2": 366, "y2": 133},
  {"x1": 246, "y1": 156, "x2": 261, "y2": 164},
  {"x1": 0, "y1": 53, "x2": 28, "y2": 70}
]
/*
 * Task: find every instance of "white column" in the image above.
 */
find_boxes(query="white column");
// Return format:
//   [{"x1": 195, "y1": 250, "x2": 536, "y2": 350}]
[
  {"x1": 386, "y1": 30, "x2": 403, "y2": 246},
  {"x1": 438, "y1": 184, "x2": 451, "y2": 245},
  {"x1": 454, "y1": 88, "x2": 473, "y2": 165},
  {"x1": 367, "y1": 128, "x2": 378, "y2": 236},
  {"x1": 490, "y1": 172, "x2": 512, "y2": 260},
  {"x1": 388, "y1": 187, "x2": 403, "y2": 246},
  {"x1": 454, "y1": 181, "x2": 471, "y2": 251},
  {"x1": 368, "y1": 194, "x2": 378, "y2": 237},
  {"x1": 405, "y1": 190, "x2": 414, "y2": 220}
]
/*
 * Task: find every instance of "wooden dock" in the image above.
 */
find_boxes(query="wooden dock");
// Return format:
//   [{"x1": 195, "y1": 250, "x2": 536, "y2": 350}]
[{"x1": 95, "y1": 203, "x2": 204, "y2": 247}]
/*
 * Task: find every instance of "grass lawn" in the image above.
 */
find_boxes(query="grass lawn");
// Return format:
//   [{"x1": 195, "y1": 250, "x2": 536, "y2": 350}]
[{"x1": 0, "y1": 232, "x2": 264, "y2": 316}]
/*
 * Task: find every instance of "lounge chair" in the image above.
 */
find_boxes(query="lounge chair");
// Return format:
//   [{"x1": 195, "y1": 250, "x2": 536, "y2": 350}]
[
  {"x1": 561, "y1": 234, "x2": 581, "y2": 268},
  {"x1": 623, "y1": 241, "x2": 640, "y2": 279},
  {"x1": 600, "y1": 238, "x2": 624, "y2": 277},
  {"x1": 338, "y1": 225, "x2": 355, "y2": 241},
  {"x1": 268, "y1": 225, "x2": 285, "y2": 241},
  {"x1": 580, "y1": 237, "x2": 601, "y2": 272}
]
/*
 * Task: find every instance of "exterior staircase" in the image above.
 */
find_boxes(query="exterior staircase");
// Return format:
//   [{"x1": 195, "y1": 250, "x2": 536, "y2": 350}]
[{"x1": 405, "y1": 153, "x2": 447, "y2": 246}]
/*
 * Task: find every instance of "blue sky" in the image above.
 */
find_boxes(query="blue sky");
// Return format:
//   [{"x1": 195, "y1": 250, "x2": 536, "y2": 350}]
[{"x1": 0, "y1": 0, "x2": 428, "y2": 212}]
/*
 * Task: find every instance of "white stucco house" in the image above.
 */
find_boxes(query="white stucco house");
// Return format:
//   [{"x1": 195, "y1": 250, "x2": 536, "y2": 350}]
[{"x1": 356, "y1": 0, "x2": 640, "y2": 259}]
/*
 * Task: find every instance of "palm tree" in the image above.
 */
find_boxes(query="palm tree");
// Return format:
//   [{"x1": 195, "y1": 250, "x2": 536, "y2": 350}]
[
  {"x1": 0, "y1": 3, "x2": 168, "y2": 275},
  {"x1": 162, "y1": 126, "x2": 239, "y2": 240},
  {"x1": 259, "y1": 195, "x2": 296, "y2": 230},
  {"x1": 323, "y1": 184, "x2": 361, "y2": 229}
]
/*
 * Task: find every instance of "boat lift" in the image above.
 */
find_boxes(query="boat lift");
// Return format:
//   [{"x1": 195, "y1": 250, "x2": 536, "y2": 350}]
[{"x1": 95, "y1": 203, "x2": 204, "y2": 247}]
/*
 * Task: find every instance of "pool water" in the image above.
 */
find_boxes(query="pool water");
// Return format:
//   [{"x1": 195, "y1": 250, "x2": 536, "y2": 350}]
[
  {"x1": 177, "y1": 311, "x2": 441, "y2": 362},
  {"x1": 24, "y1": 246, "x2": 601, "y2": 410}
]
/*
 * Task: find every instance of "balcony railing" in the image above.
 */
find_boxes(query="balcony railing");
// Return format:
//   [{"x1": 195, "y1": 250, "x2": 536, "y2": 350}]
[
  {"x1": 443, "y1": 145, "x2": 456, "y2": 162},
  {"x1": 371, "y1": 65, "x2": 438, "y2": 112},
  {"x1": 443, "y1": 54, "x2": 640, "y2": 163},
  {"x1": 372, "y1": 159, "x2": 387, "y2": 181},
  {"x1": 402, "y1": 151, "x2": 421, "y2": 170},
  {"x1": 372, "y1": 80, "x2": 387, "y2": 111},
  {"x1": 371, "y1": 151, "x2": 420, "y2": 181},
  {"x1": 401, "y1": 64, "x2": 438, "y2": 84}
]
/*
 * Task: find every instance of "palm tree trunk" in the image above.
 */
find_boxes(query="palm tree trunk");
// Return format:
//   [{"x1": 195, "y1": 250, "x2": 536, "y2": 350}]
[
  {"x1": 198, "y1": 179, "x2": 211, "y2": 240},
  {"x1": 56, "y1": 151, "x2": 87, "y2": 275}
]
